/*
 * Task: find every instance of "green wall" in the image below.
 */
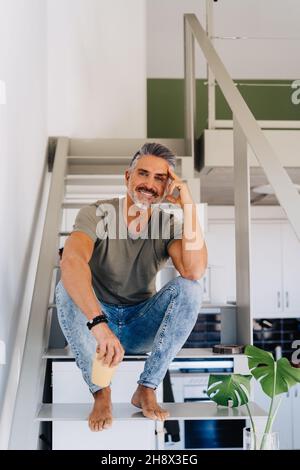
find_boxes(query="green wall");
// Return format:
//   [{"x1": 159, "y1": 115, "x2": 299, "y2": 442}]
[{"x1": 147, "y1": 79, "x2": 300, "y2": 138}]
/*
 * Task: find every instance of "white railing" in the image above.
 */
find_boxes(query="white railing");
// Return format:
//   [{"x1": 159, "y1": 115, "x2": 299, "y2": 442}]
[{"x1": 5, "y1": 138, "x2": 69, "y2": 449}]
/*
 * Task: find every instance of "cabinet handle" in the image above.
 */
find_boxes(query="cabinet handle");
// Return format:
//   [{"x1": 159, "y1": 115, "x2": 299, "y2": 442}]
[
  {"x1": 203, "y1": 277, "x2": 206, "y2": 293},
  {"x1": 285, "y1": 291, "x2": 289, "y2": 309},
  {"x1": 295, "y1": 387, "x2": 298, "y2": 398},
  {"x1": 277, "y1": 291, "x2": 281, "y2": 309}
]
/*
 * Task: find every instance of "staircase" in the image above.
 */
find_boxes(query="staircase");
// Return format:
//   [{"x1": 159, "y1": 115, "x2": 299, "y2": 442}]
[
  {"x1": 4, "y1": 10, "x2": 300, "y2": 449},
  {"x1": 5, "y1": 135, "x2": 266, "y2": 449}
]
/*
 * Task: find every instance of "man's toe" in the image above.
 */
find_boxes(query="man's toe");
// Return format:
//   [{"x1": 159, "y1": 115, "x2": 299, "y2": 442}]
[{"x1": 103, "y1": 417, "x2": 112, "y2": 429}]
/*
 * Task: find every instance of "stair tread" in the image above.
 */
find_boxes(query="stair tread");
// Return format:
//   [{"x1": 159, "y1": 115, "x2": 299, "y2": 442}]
[
  {"x1": 36, "y1": 401, "x2": 267, "y2": 421},
  {"x1": 43, "y1": 347, "x2": 242, "y2": 359},
  {"x1": 68, "y1": 138, "x2": 186, "y2": 157},
  {"x1": 68, "y1": 155, "x2": 192, "y2": 160},
  {"x1": 43, "y1": 348, "x2": 149, "y2": 359}
]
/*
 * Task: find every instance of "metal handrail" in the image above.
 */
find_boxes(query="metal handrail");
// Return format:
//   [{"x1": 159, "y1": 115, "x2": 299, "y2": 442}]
[
  {"x1": 184, "y1": 13, "x2": 300, "y2": 239},
  {"x1": 7, "y1": 137, "x2": 69, "y2": 449},
  {"x1": 204, "y1": 0, "x2": 300, "y2": 130},
  {"x1": 184, "y1": 13, "x2": 300, "y2": 346}
]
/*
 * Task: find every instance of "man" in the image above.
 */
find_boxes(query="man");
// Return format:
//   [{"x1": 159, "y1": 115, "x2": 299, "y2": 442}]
[{"x1": 55, "y1": 142, "x2": 208, "y2": 432}]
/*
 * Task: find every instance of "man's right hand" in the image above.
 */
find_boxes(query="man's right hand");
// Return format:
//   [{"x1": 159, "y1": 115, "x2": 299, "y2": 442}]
[{"x1": 91, "y1": 323, "x2": 125, "y2": 368}]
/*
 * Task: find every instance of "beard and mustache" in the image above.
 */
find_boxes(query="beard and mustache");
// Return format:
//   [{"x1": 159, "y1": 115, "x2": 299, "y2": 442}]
[{"x1": 127, "y1": 184, "x2": 170, "y2": 211}]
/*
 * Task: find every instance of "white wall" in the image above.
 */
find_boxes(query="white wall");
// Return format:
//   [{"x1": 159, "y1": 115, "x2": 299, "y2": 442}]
[
  {"x1": 0, "y1": 0, "x2": 148, "y2": 446},
  {"x1": 147, "y1": 0, "x2": 300, "y2": 79},
  {"x1": 0, "y1": 0, "x2": 48, "y2": 409},
  {"x1": 47, "y1": 0, "x2": 147, "y2": 138}
]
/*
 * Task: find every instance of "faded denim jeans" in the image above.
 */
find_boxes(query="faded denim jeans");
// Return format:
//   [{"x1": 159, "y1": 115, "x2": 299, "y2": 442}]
[{"x1": 55, "y1": 276, "x2": 203, "y2": 394}]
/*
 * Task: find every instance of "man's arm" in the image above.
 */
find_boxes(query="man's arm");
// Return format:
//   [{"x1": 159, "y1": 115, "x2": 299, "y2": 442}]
[
  {"x1": 167, "y1": 237, "x2": 208, "y2": 281},
  {"x1": 61, "y1": 232, "x2": 102, "y2": 318},
  {"x1": 60, "y1": 231, "x2": 124, "y2": 367},
  {"x1": 164, "y1": 168, "x2": 208, "y2": 280}
]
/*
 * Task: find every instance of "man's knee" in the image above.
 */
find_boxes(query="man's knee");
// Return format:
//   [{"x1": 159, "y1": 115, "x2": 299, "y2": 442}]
[{"x1": 172, "y1": 276, "x2": 203, "y2": 307}]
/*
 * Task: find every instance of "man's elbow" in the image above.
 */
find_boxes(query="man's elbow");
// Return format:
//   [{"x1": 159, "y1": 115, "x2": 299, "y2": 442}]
[
  {"x1": 183, "y1": 258, "x2": 208, "y2": 280},
  {"x1": 182, "y1": 267, "x2": 206, "y2": 281}
]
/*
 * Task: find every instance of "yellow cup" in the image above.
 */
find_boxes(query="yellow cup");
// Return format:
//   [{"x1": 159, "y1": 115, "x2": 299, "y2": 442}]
[{"x1": 91, "y1": 353, "x2": 118, "y2": 387}]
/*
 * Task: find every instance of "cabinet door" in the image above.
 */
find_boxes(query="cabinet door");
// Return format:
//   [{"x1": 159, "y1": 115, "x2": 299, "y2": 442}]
[
  {"x1": 205, "y1": 223, "x2": 236, "y2": 303},
  {"x1": 251, "y1": 223, "x2": 283, "y2": 318},
  {"x1": 292, "y1": 384, "x2": 300, "y2": 449},
  {"x1": 282, "y1": 223, "x2": 300, "y2": 317},
  {"x1": 253, "y1": 381, "x2": 293, "y2": 449},
  {"x1": 202, "y1": 269, "x2": 210, "y2": 302}
]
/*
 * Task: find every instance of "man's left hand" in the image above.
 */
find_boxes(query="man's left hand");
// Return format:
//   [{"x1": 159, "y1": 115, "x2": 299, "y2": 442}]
[{"x1": 164, "y1": 167, "x2": 193, "y2": 207}]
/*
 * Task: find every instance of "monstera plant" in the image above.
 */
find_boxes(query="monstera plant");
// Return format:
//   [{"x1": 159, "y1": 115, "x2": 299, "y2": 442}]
[{"x1": 207, "y1": 344, "x2": 300, "y2": 450}]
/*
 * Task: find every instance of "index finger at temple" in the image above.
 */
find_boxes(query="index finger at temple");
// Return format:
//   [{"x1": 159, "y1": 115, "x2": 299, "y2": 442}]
[{"x1": 167, "y1": 167, "x2": 177, "y2": 179}]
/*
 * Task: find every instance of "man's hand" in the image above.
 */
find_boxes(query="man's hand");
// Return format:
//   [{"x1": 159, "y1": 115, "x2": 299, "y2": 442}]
[
  {"x1": 91, "y1": 323, "x2": 125, "y2": 367},
  {"x1": 165, "y1": 167, "x2": 193, "y2": 208}
]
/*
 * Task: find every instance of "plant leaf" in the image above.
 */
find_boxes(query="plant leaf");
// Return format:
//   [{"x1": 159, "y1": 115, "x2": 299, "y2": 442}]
[
  {"x1": 245, "y1": 344, "x2": 300, "y2": 397},
  {"x1": 207, "y1": 374, "x2": 252, "y2": 407}
]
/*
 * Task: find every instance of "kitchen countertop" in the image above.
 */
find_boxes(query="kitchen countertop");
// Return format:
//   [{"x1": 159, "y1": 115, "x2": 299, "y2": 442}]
[{"x1": 200, "y1": 302, "x2": 236, "y2": 313}]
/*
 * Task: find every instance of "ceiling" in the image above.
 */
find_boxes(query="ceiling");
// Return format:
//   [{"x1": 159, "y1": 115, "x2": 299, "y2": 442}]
[{"x1": 200, "y1": 166, "x2": 300, "y2": 205}]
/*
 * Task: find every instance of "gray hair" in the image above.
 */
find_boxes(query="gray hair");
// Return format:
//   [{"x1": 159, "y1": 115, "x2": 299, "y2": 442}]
[{"x1": 128, "y1": 142, "x2": 176, "y2": 171}]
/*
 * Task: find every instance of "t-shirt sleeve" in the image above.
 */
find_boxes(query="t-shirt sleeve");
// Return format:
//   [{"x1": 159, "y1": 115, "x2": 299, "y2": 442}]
[{"x1": 72, "y1": 205, "x2": 100, "y2": 242}]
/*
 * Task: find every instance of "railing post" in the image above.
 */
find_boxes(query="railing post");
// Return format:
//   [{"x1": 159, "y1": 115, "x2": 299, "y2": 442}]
[
  {"x1": 233, "y1": 116, "x2": 253, "y2": 346},
  {"x1": 184, "y1": 15, "x2": 196, "y2": 160},
  {"x1": 206, "y1": 0, "x2": 216, "y2": 129}
]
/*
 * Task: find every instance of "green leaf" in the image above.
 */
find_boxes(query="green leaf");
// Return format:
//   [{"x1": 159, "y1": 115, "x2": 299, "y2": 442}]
[
  {"x1": 245, "y1": 344, "x2": 300, "y2": 398},
  {"x1": 207, "y1": 374, "x2": 252, "y2": 407}
]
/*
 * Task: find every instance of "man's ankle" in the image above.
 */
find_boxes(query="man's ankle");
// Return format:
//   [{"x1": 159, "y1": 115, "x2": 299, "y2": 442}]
[
  {"x1": 138, "y1": 384, "x2": 157, "y2": 391},
  {"x1": 93, "y1": 386, "x2": 111, "y2": 398}
]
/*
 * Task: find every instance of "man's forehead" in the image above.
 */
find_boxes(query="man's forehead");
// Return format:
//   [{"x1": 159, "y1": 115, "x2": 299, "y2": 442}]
[{"x1": 135, "y1": 155, "x2": 169, "y2": 173}]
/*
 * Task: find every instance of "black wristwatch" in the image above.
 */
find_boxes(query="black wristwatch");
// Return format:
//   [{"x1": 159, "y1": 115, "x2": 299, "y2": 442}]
[{"x1": 86, "y1": 314, "x2": 108, "y2": 330}]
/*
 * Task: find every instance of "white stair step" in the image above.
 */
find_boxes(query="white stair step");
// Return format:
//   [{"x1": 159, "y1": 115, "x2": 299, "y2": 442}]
[
  {"x1": 68, "y1": 138, "x2": 186, "y2": 157},
  {"x1": 62, "y1": 201, "x2": 97, "y2": 209},
  {"x1": 65, "y1": 175, "x2": 125, "y2": 186},
  {"x1": 42, "y1": 348, "x2": 149, "y2": 360},
  {"x1": 67, "y1": 156, "x2": 189, "y2": 177},
  {"x1": 36, "y1": 402, "x2": 267, "y2": 422},
  {"x1": 43, "y1": 347, "x2": 240, "y2": 360}
]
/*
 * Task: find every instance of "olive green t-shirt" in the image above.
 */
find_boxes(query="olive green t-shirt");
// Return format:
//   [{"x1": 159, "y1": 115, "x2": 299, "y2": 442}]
[{"x1": 72, "y1": 197, "x2": 183, "y2": 305}]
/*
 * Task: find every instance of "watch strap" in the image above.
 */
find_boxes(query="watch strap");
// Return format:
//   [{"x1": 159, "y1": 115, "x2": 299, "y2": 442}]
[{"x1": 86, "y1": 314, "x2": 108, "y2": 330}]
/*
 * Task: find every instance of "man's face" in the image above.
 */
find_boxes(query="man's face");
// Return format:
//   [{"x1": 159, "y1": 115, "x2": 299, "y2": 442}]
[{"x1": 125, "y1": 155, "x2": 171, "y2": 210}]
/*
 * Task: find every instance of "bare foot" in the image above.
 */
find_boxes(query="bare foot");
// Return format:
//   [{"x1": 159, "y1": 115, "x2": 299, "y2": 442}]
[
  {"x1": 131, "y1": 384, "x2": 170, "y2": 421},
  {"x1": 88, "y1": 386, "x2": 113, "y2": 432}
]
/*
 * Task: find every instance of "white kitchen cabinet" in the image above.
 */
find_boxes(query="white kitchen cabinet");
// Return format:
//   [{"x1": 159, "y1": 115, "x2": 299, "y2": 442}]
[
  {"x1": 205, "y1": 223, "x2": 236, "y2": 303},
  {"x1": 251, "y1": 222, "x2": 300, "y2": 318},
  {"x1": 206, "y1": 220, "x2": 300, "y2": 318},
  {"x1": 201, "y1": 269, "x2": 210, "y2": 303},
  {"x1": 282, "y1": 224, "x2": 300, "y2": 317},
  {"x1": 291, "y1": 383, "x2": 300, "y2": 450},
  {"x1": 250, "y1": 222, "x2": 283, "y2": 318},
  {"x1": 253, "y1": 380, "x2": 300, "y2": 450}
]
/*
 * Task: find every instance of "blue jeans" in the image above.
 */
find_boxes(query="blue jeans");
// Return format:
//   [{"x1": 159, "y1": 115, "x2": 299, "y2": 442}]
[{"x1": 55, "y1": 276, "x2": 203, "y2": 394}]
